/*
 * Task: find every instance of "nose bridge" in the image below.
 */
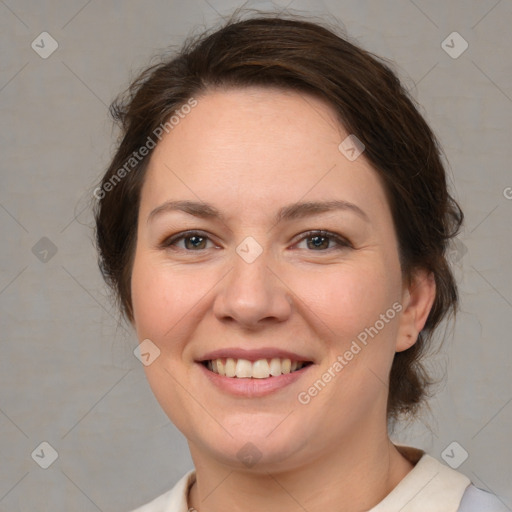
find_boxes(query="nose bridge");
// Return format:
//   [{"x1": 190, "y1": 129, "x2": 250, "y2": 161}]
[{"x1": 213, "y1": 235, "x2": 291, "y2": 325}]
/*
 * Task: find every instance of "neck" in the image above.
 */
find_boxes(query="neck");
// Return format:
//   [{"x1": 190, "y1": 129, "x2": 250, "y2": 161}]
[{"x1": 187, "y1": 431, "x2": 414, "y2": 512}]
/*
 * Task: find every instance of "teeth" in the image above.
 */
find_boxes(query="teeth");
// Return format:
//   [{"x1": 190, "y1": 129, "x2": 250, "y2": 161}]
[
  {"x1": 206, "y1": 357, "x2": 307, "y2": 378},
  {"x1": 269, "y1": 357, "x2": 282, "y2": 377},
  {"x1": 225, "y1": 358, "x2": 236, "y2": 377},
  {"x1": 235, "y1": 358, "x2": 253, "y2": 378},
  {"x1": 252, "y1": 359, "x2": 270, "y2": 379}
]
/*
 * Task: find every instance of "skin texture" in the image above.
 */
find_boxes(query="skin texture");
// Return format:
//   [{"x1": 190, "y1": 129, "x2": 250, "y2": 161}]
[{"x1": 130, "y1": 87, "x2": 436, "y2": 512}]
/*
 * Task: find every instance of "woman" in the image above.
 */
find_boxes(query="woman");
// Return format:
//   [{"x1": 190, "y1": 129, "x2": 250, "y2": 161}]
[{"x1": 93, "y1": 11, "x2": 506, "y2": 512}]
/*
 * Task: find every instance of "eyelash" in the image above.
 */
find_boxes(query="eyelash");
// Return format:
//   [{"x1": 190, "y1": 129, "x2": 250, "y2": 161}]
[{"x1": 160, "y1": 229, "x2": 352, "y2": 252}]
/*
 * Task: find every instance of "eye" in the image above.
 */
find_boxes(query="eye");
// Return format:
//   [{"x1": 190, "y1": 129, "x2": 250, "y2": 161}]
[
  {"x1": 160, "y1": 230, "x2": 217, "y2": 251},
  {"x1": 295, "y1": 230, "x2": 352, "y2": 251},
  {"x1": 159, "y1": 229, "x2": 352, "y2": 252}
]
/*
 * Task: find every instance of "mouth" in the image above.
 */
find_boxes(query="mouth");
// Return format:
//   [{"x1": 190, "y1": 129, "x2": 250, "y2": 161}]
[{"x1": 200, "y1": 357, "x2": 313, "y2": 379}]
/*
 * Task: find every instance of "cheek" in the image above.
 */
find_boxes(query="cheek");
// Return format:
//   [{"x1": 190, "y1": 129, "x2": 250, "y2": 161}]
[
  {"x1": 130, "y1": 253, "x2": 205, "y2": 432},
  {"x1": 130, "y1": 254, "x2": 189, "y2": 341},
  {"x1": 299, "y1": 258, "x2": 402, "y2": 395},
  {"x1": 299, "y1": 259, "x2": 398, "y2": 339},
  {"x1": 130, "y1": 252, "x2": 219, "y2": 352},
  {"x1": 294, "y1": 263, "x2": 401, "y2": 415}
]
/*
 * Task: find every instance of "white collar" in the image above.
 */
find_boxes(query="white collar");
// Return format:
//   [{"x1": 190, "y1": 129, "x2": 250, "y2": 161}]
[{"x1": 369, "y1": 444, "x2": 470, "y2": 511}]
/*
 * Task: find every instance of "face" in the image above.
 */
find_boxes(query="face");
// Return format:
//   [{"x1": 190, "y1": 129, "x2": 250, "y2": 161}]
[{"x1": 130, "y1": 87, "x2": 430, "y2": 472}]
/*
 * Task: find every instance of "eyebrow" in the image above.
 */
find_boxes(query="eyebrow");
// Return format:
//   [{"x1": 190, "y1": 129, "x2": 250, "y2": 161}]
[{"x1": 147, "y1": 199, "x2": 370, "y2": 225}]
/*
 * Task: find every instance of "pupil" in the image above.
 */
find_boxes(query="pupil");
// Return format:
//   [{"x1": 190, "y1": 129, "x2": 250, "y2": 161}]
[
  {"x1": 187, "y1": 236, "x2": 204, "y2": 249},
  {"x1": 309, "y1": 236, "x2": 327, "y2": 249}
]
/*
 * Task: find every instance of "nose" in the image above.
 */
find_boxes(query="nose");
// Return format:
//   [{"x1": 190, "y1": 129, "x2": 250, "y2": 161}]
[{"x1": 212, "y1": 246, "x2": 293, "y2": 328}]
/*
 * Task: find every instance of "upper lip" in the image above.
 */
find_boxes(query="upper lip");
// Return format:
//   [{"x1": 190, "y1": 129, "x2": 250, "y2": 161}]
[{"x1": 197, "y1": 347, "x2": 313, "y2": 363}]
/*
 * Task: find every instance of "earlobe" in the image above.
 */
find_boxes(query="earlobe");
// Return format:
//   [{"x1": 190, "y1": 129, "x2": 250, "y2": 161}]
[
  {"x1": 395, "y1": 270, "x2": 436, "y2": 353},
  {"x1": 396, "y1": 330, "x2": 419, "y2": 352}
]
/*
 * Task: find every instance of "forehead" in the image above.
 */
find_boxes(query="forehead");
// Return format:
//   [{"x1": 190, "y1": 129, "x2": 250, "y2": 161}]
[{"x1": 140, "y1": 87, "x2": 390, "y2": 224}]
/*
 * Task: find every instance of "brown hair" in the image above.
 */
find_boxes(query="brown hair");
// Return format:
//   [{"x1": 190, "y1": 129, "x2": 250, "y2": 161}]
[{"x1": 93, "y1": 9, "x2": 463, "y2": 420}]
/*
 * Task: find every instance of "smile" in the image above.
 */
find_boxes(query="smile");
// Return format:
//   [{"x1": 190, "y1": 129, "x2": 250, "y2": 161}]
[{"x1": 202, "y1": 357, "x2": 312, "y2": 379}]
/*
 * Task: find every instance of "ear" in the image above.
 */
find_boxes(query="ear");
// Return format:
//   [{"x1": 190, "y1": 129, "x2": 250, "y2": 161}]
[{"x1": 395, "y1": 269, "x2": 436, "y2": 352}]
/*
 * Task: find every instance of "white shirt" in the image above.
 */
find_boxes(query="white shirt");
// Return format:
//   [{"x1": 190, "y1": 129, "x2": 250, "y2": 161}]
[{"x1": 129, "y1": 445, "x2": 507, "y2": 511}]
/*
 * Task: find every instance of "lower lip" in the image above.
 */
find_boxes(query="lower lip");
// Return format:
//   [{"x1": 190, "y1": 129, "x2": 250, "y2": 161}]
[{"x1": 197, "y1": 362, "x2": 313, "y2": 397}]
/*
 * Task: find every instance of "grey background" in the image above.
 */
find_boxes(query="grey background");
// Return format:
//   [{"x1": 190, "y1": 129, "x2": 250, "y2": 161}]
[{"x1": 1, "y1": 0, "x2": 511, "y2": 510}]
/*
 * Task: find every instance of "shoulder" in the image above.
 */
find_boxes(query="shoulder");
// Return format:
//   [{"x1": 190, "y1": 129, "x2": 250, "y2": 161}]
[
  {"x1": 457, "y1": 484, "x2": 509, "y2": 512},
  {"x1": 128, "y1": 469, "x2": 196, "y2": 512}
]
